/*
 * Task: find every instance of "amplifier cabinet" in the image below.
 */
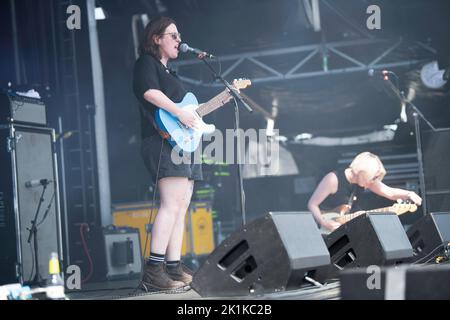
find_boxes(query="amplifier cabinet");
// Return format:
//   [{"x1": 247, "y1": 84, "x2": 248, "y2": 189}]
[{"x1": 0, "y1": 123, "x2": 62, "y2": 285}]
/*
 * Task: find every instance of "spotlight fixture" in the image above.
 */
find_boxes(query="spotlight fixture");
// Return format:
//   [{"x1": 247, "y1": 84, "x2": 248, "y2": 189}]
[{"x1": 420, "y1": 61, "x2": 448, "y2": 89}]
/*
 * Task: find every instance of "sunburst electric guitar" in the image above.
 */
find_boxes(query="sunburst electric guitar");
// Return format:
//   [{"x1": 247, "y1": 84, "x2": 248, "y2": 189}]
[
  {"x1": 320, "y1": 202, "x2": 418, "y2": 233},
  {"x1": 155, "y1": 79, "x2": 251, "y2": 153}
]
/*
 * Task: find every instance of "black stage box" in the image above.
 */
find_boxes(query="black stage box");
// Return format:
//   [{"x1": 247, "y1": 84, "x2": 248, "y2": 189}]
[{"x1": 340, "y1": 264, "x2": 450, "y2": 300}]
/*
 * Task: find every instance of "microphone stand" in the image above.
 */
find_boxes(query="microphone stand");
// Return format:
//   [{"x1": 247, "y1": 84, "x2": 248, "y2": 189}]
[
  {"x1": 199, "y1": 56, "x2": 253, "y2": 225},
  {"x1": 26, "y1": 182, "x2": 49, "y2": 286},
  {"x1": 384, "y1": 74, "x2": 436, "y2": 216}
]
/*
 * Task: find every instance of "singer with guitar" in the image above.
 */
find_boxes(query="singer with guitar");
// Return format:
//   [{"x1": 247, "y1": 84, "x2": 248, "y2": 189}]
[
  {"x1": 133, "y1": 16, "x2": 234, "y2": 291},
  {"x1": 308, "y1": 152, "x2": 422, "y2": 232}
]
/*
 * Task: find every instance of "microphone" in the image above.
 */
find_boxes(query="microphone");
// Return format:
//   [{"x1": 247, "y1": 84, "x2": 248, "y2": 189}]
[
  {"x1": 368, "y1": 69, "x2": 394, "y2": 81},
  {"x1": 179, "y1": 43, "x2": 215, "y2": 59},
  {"x1": 368, "y1": 69, "x2": 391, "y2": 77},
  {"x1": 25, "y1": 179, "x2": 52, "y2": 188}
]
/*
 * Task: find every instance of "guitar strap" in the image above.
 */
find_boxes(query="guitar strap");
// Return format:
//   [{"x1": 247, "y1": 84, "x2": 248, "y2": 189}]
[
  {"x1": 140, "y1": 104, "x2": 170, "y2": 140},
  {"x1": 346, "y1": 186, "x2": 358, "y2": 212}
]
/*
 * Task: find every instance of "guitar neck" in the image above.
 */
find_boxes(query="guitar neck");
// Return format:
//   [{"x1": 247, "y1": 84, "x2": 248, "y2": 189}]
[
  {"x1": 196, "y1": 90, "x2": 230, "y2": 117},
  {"x1": 337, "y1": 205, "x2": 394, "y2": 224}
]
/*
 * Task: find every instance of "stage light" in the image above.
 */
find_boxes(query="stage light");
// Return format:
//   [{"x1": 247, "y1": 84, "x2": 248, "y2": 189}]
[
  {"x1": 420, "y1": 61, "x2": 448, "y2": 89},
  {"x1": 95, "y1": 7, "x2": 106, "y2": 20}
]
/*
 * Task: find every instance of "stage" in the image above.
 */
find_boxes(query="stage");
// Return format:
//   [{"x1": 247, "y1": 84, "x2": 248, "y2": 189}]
[
  {"x1": 66, "y1": 279, "x2": 341, "y2": 301},
  {"x1": 65, "y1": 262, "x2": 450, "y2": 301},
  {"x1": 1, "y1": 0, "x2": 450, "y2": 302}
]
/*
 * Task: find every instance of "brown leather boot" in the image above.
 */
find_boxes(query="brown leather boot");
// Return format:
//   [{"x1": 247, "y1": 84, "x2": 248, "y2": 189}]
[
  {"x1": 165, "y1": 263, "x2": 193, "y2": 285},
  {"x1": 140, "y1": 263, "x2": 185, "y2": 291}
]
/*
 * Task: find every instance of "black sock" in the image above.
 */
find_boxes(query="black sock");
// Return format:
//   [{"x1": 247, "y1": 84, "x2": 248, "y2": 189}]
[
  {"x1": 146, "y1": 253, "x2": 165, "y2": 266},
  {"x1": 166, "y1": 260, "x2": 180, "y2": 269}
]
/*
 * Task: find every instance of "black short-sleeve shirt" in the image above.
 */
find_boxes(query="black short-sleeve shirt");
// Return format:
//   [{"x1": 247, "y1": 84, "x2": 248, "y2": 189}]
[{"x1": 133, "y1": 54, "x2": 187, "y2": 139}]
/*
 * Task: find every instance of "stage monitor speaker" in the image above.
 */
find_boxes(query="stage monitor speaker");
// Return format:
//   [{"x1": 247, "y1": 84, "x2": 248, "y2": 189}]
[
  {"x1": 407, "y1": 212, "x2": 450, "y2": 263},
  {"x1": 0, "y1": 124, "x2": 62, "y2": 285},
  {"x1": 317, "y1": 213, "x2": 413, "y2": 282},
  {"x1": 90, "y1": 226, "x2": 142, "y2": 281},
  {"x1": 340, "y1": 264, "x2": 450, "y2": 300},
  {"x1": 191, "y1": 212, "x2": 330, "y2": 297},
  {"x1": 423, "y1": 128, "x2": 450, "y2": 212},
  {"x1": 423, "y1": 128, "x2": 450, "y2": 191}
]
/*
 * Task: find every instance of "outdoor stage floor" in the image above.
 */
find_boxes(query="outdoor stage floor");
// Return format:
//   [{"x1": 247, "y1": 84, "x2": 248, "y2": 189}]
[
  {"x1": 66, "y1": 279, "x2": 341, "y2": 300},
  {"x1": 66, "y1": 262, "x2": 450, "y2": 300}
]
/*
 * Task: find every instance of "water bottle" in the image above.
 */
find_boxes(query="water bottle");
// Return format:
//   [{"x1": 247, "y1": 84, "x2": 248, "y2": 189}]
[{"x1": 46, "y1": 252, "x2": 65, "y2": 300}]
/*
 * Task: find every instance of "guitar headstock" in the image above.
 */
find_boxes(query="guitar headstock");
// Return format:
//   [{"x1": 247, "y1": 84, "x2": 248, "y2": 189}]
[
  {"x1": 232, "y1": 78, "x2": 252, "y2": 92},
  {"x1": 391, "y1": 202, "x2": 418, "y2": 215}
]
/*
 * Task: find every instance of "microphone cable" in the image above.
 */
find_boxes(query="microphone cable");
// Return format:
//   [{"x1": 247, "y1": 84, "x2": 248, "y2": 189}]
[
  {"x1": 133, "y1": 136, "x2": 165, "y2": 295},
  {"x1": 37, "y1": 191, "x2": 56, "y2": 227}
]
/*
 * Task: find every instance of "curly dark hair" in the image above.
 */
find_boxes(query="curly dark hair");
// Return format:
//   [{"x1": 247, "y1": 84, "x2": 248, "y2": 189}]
[{"x1": 139, "y1": 16, "x2": 176, "y2": 59}]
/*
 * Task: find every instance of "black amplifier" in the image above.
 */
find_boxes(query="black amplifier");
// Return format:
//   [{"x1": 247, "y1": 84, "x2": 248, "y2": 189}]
[
  {"x1": 0, "y1": 91, "x2": 47, "y2": 126},
  {"x1": 89, "y1": 225, "x2": 143, "y2": 281}
]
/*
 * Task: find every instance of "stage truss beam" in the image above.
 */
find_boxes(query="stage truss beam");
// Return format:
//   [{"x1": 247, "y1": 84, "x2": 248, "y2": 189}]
[{"x1": 171, "y1": 38, "x2": 435, "y2": 87}]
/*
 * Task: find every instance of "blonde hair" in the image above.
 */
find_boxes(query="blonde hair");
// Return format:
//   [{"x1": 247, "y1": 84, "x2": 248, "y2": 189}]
[{"x1": 349, "y1": 152, "x2": 386, "y2": 181}]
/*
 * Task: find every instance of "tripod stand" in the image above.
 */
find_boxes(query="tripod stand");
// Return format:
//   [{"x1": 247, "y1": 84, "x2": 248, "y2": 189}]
[{"x1": 26, "y1": 181, "x2": 50, "y2": 286}]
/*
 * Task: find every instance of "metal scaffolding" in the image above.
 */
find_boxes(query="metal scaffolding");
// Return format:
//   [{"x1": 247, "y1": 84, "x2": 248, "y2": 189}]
[{"x1": 171, "y1": 38, "x2": 436, "y2": 87}]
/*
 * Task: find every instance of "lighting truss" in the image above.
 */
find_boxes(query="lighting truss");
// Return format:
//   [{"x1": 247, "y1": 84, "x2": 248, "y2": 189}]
[{"x1": 171, "y1": 38, "x2": 436, "y2": 87}]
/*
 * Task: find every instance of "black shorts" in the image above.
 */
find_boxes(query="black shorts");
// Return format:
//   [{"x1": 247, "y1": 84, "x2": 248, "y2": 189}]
[{"x1": 141, "y1": 135, "x2": 203, "y2": 183}]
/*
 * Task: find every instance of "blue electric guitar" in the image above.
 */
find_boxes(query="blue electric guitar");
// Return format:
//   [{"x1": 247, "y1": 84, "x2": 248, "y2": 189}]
[{"x1": 155, "y1": 79, "x2": 251, "y2": 153}]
